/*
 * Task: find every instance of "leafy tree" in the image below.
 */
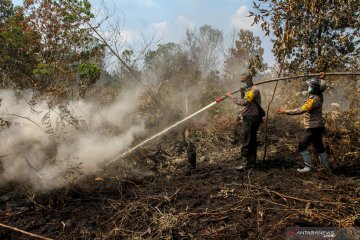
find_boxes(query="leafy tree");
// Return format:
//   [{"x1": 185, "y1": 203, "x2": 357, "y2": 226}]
[
  {"x1": 224, "y1": 29, "x2": 267, "y2": 82},
  {"x1": 0, "y1": 0, "x2": 104, "y2": 99},
  {"x1": 28, "y1": 0, "x2": 103, "y2": 92},
  {"x1": 251, "y1": 0, "x2": 359, "y2": 72},
  {"x1": 0, "y1": 0, "x2": 14, "y2": 25},
  {"x1": 0, "y1": 1, "x2": 40, "y2": 89},
  {"x1": 78, "y1": 63, "x2": 100, "y2": 97},
  {"x1": 24, "y1": 0, "x2": 97, "y2": 62}
]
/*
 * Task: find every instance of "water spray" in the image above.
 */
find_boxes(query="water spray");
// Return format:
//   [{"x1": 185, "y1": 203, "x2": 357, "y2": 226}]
[{"x1": 106, "y1": 89, "x2": 243, "y2": 164}]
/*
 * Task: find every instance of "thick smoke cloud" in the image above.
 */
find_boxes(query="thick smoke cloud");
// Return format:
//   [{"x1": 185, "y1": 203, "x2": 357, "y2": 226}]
[{"x1": 0, "y1": 89, "x2": 145, "y2": 191}]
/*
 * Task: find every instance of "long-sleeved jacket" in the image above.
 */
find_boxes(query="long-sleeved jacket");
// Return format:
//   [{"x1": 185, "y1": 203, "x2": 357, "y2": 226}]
[
  {"x1": 232, "y1": 86, "x2": 261, "y2": 117},
  {"x1": 285, "y1": 94, "x2": 324, "y2": 129}
]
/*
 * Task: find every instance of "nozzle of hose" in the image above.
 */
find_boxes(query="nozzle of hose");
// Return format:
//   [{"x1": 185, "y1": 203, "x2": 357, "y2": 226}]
[
  {"x1": 216, "y1": 89, "x2": 242, "y2": 103},
  {"x1": 216, "y1": 97, "x2": 225, "y2": 102}
]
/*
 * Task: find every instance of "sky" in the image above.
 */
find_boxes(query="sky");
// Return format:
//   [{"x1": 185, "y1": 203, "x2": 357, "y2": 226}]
[{"x1": 12, "y1": 0, "x2": 275, "y2": 66}]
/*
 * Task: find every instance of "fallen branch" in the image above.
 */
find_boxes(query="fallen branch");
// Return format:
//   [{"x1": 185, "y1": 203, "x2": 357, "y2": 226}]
[
  {"x1": 0, "y1": 222, "x2": 53, "y2": 240},
  {"x1": 267, "y1": 188, "x2": 358, "y2": 206}
]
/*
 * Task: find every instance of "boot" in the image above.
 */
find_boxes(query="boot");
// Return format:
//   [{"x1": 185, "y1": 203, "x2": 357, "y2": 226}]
[
  {"x1": 235, "y1": 156, "x2": 248, "y2": 171},
  {"x1": 297, "y1": 150, "x2": 313, "y2": 173},
  {"x1": 318, "y1": 152, "x2": 330, "y2": 170}
]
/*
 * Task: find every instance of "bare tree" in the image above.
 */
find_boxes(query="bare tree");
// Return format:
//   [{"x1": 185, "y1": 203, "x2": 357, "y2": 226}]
[{"x1": 182, "y1": 25, "x2": 224, "y2": 77}]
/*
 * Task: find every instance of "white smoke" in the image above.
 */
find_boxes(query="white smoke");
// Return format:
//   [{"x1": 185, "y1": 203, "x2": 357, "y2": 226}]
[{"x1": 0, "y1": 89, "x2": 145, "y2": 191}]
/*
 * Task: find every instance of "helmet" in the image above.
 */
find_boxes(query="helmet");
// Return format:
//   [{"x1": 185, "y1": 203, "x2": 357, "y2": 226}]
[
  {"x1": 306, "y1": 78, "x2": 326, "y2": 94},
  {"x1": 306, "y1": 78, "x2": 320, "y2": 94},
  {"x1": 306, "y1": 78, "x2": 320, "y2": 89}
]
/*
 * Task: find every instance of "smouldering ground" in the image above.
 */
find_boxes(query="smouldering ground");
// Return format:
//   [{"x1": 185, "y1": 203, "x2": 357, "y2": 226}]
[{"x1": 0, "y1": 115, "x2": 359, "y2": 239}]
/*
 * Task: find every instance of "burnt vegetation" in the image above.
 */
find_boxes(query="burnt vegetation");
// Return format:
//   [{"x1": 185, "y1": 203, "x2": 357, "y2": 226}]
[
  {"x1": 0, "y1": 0, "x2": 359, "y2": 239},
  {"x1": 0, "y1": 109, "x2": 359, "y2": 239}
]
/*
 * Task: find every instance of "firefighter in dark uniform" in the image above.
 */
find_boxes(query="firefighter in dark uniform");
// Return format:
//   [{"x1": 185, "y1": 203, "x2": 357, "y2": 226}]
[
  {"x1": 277, "y1": 78, "x2": 330, "y2": 172},
  {"x1": 226, "y1": 73, "x2": 263, "y2": 170}
]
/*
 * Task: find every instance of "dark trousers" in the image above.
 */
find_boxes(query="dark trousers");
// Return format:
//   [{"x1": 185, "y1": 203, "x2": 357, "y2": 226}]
[
  {"x1": 298, "y1": 127, "x2": 325, "y2": 153},
  {"x1": 241, "y1": 116, "x2": 261, "y2": 158}
]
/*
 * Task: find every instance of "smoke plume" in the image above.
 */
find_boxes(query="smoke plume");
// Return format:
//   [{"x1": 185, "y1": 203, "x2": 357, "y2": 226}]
[{"x1": 0, "y1": 89, "x2": 145, "y2": 191}]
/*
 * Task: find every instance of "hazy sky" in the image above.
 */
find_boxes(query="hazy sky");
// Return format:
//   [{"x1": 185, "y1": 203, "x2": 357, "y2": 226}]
[{"x1": 12, "y1": 0, "x2": 275, "y2": 65}]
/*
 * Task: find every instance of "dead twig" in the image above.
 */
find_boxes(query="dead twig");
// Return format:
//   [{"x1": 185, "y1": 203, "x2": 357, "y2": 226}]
[
  {"x1": 267, "y1": 188, "x2": 359, "y2": 206},
  {"x1": 0, "y1": 222, "x2": 53, "y2": 240},
  {"x1": 0, "y1": 113, "x2": 42, "y2": 129},
  {"x1": 24, "y1": 155, "x2": 43, "y2": 178},
  {"x1": 51, "y1": 109, "x2": 81, "y2": 131}
]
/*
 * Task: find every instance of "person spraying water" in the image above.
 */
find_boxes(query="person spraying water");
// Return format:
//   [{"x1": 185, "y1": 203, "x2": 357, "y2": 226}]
[{"x1": 226, "y1": 73, "x2": 265, "y2": 171}]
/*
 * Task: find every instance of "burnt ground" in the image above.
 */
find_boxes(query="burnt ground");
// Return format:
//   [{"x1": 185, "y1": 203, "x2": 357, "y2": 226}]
[{"x1": 0, "y1": 115, "x2": 359, "y2": 240}]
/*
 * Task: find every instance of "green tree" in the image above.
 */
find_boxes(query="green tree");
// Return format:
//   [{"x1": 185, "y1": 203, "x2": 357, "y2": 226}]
[
  {"x1": 1, "y1": 0, "x2": 104, "y2": 98},
  {"x1": 0, "y1": 0, "x2": 13, "y2": 25},
  {"x1": 78, "y1": 63, "x2": 100, "y2": 97},
  {"x1": 251, "y1": 0, "x2": 359, "y2": 72},
  {"x1": 0, "y1": 1, "x2": 40, "y2": 89},
  {"x1": 28, "y1": 0, "x2": 103, "y2": 93},
  {"x1": 3, "y1": 0, "x2": 105, "y2": 99}
]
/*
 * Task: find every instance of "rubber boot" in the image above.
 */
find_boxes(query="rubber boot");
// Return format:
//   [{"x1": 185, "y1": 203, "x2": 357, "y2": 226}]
[
  {"x1": 235, "y1": 156, "x2": 248, "y2": 171},
  {"x1": 297, "y1": 150, "x2": 313, "y2": 173},
  {"x1": 318, "y1": 152, "x2": 330, "y2": 170}
]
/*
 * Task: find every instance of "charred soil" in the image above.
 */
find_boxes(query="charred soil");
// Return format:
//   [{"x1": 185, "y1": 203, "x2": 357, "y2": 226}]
[{"x1": 0, "y1": 115, "x2": 359, "y2": 239}]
